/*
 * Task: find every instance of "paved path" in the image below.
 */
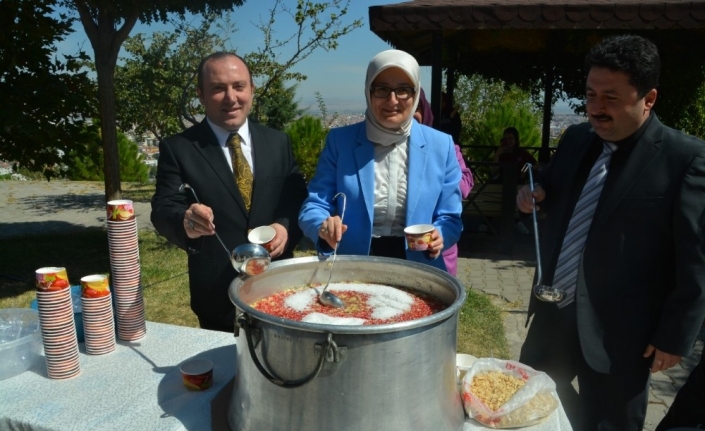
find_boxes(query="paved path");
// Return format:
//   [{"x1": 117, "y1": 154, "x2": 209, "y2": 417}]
[{"x1": 1, "y1": 180, "x2": 702, "y2": 430}]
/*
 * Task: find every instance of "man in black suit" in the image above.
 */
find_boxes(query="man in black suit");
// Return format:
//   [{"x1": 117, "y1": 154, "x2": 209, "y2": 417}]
[
  {"x1": 151, "y1": 52, "x2": 307, "y2": 332},
  {"x1": 517, "y1": 35, "x2": 705, "y2": 431}
]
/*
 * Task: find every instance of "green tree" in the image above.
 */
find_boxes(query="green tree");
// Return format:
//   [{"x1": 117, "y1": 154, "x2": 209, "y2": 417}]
[
  {"x1": 0, "y1": 0, "x2": 95, "y2": 180},
  {"x1": 256, "y1": 79, "x2": 303, "y2": 130},
  {"x1": 64, "y1": 122, "x2": 149, "y2": 183},
  {"x1": 113, "y1": 0, "x2": 361, "y2": 139},
  {"x1": 115, "y1": 13, "x2": 229, "y2": 142},
  {"x1": 285, "y1": 115, "x2": 327, "y2": 181},
  {"x1": 63, "y1": 0, "x2": 246, "y2": 201}
]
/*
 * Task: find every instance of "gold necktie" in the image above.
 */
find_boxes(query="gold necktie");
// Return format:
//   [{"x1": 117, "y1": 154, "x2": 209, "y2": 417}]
[{"x1": 227, "y1": 133, "x2": 253, "y2": 211}]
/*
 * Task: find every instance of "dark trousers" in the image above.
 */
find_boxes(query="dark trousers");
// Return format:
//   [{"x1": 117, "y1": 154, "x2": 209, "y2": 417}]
[
  {"x1": 656, "y1": 349, "x2": 705, "y2": 431},
  {"x1": 520, "y1": 302, "x2": 651, "y2": 431}
]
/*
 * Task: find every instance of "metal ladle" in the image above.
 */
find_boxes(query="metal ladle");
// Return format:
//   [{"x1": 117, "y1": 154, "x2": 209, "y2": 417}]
[
  {"x1": 179, "y1": 183, "x2": 270, "y2": 276},
  {"x1": 317, "y1": 192, "x2": 347, "y2": 308},
  {"x1": 521, "y1": 164, "x2": 565, "y2": 303}
]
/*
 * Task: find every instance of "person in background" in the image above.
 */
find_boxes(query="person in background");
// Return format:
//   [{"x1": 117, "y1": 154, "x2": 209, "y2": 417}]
[
  {"x1": 151, "y1": 52, "x2": 307, "y2": 332},
  {"x1": 439, "y1": 91, "x2": 462, "y2": 144},
  {"x1": 516, "y1": 35, "x2": 705, "y2": 431},
  {"x1": 491, "y1": 126, "x2": 537, "y2": 183},
  {"x1": 414, "y1": 87, "x2": 473, "y2": 276},
  {"x1": 298, "y1": 49, "x2": 462, "y2": 271}
]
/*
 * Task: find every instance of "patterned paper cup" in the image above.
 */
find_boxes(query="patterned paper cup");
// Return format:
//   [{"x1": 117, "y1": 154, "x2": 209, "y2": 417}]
[
  {"x1": 180, "y1": 359, "x2": 213, "y2": 391},
  {"x1": 106, "y1": 200, "x2": 135, "y2": 221},
  {"x1": 248, "y1": 226, "x2": 276, "y2": 252},
  {"x1": 36, "y1": 267, "x2": 71, "y2": 291},
  {"x1": 80, "y1": 274, "x2": 110, "y2": 298},
  {"x1": 404, "y1": 224, "x2": 435, "y2": 251}
]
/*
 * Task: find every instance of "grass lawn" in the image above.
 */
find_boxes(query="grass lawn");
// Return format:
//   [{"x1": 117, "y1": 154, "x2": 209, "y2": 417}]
[{"x1": 0, "y1": 190, "x2": 508, "y2": 358}]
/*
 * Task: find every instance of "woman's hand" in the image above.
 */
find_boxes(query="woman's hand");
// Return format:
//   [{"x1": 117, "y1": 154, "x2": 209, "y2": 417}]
[
  {"x1": 318, "y1": 216, "x2": 348, "y2": 249},
  {"x1": 183, "y1": 204, "x2": 215, "y2": 238},
  {"x1": 426, "y1": 229, "x2": 444, "y2": 258}
]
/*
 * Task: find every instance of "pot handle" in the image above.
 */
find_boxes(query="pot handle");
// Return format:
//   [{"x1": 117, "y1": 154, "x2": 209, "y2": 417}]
[{"x1": 237, "y1": 313, "x2": 333, "y2": 389}]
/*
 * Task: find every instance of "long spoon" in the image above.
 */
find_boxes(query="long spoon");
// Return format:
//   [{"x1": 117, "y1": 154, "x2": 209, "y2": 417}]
[
  {"x1": 318, "y1": 192, "x2": 347, "y2": 308},
  {"x1": 179, "y1": 183, "x2": 270, "y2": 276},
  {"x1": 521, "y1": 164, "x2": 565, "y2": 302}
]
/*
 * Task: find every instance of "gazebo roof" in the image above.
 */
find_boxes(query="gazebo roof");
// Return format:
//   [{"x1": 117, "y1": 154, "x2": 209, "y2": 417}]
[{"x1": 370, "y1": 1, "x2": 705, "y2": 66}]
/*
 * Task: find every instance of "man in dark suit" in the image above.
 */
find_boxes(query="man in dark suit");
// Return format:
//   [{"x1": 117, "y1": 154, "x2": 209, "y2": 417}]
[
  {"x1": 516, "y1": 35, "x2": 705, "y2": 431},
  {"x1": 151, "y1": 52, "x2": 307, "y2": 332}
]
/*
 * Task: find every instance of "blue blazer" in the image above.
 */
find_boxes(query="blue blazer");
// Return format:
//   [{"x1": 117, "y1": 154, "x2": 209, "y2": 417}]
[{"x1": 298, "y1": 121, "x2": 462, "y2": 271}]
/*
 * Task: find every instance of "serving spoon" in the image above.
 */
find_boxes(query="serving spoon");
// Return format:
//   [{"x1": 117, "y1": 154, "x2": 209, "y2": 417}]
[
  {"x1": 318, "y1": 192, "x2": 347, "y2": 308},
  {"x1": 179, "y1": 183, "x2": 270, "y2": 276},
  {"x1": 521, "y1": 164, "x2": 565, "y2": 303}
]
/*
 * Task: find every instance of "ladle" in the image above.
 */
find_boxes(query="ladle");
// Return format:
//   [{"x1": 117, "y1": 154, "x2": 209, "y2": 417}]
[
  {"x1": 521, "y1": 164, "x2": 565, "y2": 303},
  {"x1": 318, "y1": 192, "x2": 347, "y2": 308},
  {"x1": 179, "y1": 183, "x2": 270, "y2": 276}
]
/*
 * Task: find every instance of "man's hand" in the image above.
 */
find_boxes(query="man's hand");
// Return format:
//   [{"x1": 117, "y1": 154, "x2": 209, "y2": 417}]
[
  {"x1": 184, "y1": 204, "x2": 215, "y2": 238},
  {"x1": 643, "y1": 344, "x2": 682, "y2": 373},
  {"x1": 268, "y1": 223, "x2": 289, "y2": 258},
  {"x1": 516, "y1": 184, "x2": 546, "y2": 214}
]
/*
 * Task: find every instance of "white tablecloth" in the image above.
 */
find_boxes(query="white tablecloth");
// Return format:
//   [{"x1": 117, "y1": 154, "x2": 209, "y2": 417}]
[
  {"x1": 0, "y1": 321, "x2": 236, "y2": 431},
  {"x1": 0, "y1": 321, "x2": 571, "y2": 431}
]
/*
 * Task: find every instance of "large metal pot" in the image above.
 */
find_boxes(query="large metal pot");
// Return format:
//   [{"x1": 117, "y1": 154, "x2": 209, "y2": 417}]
[{"x1": 228, "y1": 255, "x2": 467, "y2": 431}]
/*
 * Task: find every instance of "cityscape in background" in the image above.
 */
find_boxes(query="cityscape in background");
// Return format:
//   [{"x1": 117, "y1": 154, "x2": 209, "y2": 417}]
[{"x1": 0, "y1": 112, "x2": 585, "y2": 179}]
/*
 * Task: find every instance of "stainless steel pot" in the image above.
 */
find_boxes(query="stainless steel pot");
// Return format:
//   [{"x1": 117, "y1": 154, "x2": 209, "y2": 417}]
[{"x1": 228, "y1": 255, "x2": 467, "y2": 431}]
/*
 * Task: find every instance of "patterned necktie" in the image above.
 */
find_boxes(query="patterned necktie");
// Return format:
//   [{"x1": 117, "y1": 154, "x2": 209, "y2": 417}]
[
  {"x1": 227, "y1": 133, "x2": 253, "y2": 211},
  {"x1": 554, "y1": 141, "x2": 617, "y2": 308}
]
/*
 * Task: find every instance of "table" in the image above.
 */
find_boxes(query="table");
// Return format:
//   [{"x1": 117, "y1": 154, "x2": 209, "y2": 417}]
[
  {"x1": 0, "y1": 322, "x2": 236, "y2": 431},
  {"x1": 0, "y1": 321, "x2": 571, "y2": 431}
]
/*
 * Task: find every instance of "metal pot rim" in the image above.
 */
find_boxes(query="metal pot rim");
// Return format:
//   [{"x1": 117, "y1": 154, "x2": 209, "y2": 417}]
[{"x1": 229, "y1": 255, "x2": 467, "y2": 335}]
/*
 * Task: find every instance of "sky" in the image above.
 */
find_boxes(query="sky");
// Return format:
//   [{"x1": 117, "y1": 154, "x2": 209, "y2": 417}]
[{"x1": 55, "y1": 0, "x2": 572, "y2": 114}]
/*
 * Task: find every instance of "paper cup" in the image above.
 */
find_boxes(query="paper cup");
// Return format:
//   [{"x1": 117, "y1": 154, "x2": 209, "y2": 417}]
[
  {"x1": 180, "y1": 359, "x2": 213, "y2": 391},
  {"x1": 404, "y1": 224, "x2": 434, "y2": 251},
  {"x1": 106, "y1": 200, "x2": 135, "y2": 221},
  {"x1": 35, "y1": 267, "x2": 70, "y2": 291},
  {"x1": 248, "y1": 226, "x2": 276, "y2": 251},
  {"x1": 80, "y1": 274, "x2": 110, "y2": 298}
]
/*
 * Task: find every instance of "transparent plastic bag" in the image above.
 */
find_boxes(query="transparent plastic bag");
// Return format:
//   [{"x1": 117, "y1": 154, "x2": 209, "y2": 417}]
[{"x1": 461, "y1": 358, "x2": 559, "y2": 428}]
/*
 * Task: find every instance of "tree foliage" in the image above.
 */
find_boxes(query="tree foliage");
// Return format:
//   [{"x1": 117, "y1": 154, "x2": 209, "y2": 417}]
[
  {"x1": 115, "y1": 13, "x2": 228, "y2": 142},
  {"x1": 0, "y1": 0, "x2": 95, "y2": 180},
  {"x1": 453, "y1": 74, "x2": 542, "y2": 162},
  {"x1": 63, "y1": 0, "x2": 246, "y2": 200},
  {"x1": 113, "y1": 0, "x2": 361, "y2": 138},
  {"x1": 63, "y1": 122, "x2": 149, "y2": 183},
  {"x1": 285, "y1": 115, "x2": 327, "y2": 181}
]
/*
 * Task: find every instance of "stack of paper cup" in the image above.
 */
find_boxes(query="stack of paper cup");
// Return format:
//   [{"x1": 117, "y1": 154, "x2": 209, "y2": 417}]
[
  {"x1": 80, "y1": 274, "x2": 116, "y2": 355},
  {"x1": 106, "y1": 200, "x2": 146, "y2": 341},
  {"x1": 35, "y1": 267, "x2": 81, "y2": 379}
]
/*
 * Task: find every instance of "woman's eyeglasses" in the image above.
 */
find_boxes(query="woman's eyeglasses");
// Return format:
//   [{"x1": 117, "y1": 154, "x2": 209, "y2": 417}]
[{"x1": 370, "y1": 85, "x2": 415, "y2": 100}]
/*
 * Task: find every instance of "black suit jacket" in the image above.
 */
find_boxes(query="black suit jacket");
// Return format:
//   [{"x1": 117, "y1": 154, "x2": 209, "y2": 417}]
[
  {"x1": 529, "y1": 115, "x2": 705, "y2": 373},
  {"x1": 151, "y1": 120, "x2": 307, "y2": 331}
]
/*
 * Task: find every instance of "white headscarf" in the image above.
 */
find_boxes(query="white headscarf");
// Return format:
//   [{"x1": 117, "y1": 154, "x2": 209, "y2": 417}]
[{"x1": 365, "y1": 50, "x2": 421, "y2": 146}]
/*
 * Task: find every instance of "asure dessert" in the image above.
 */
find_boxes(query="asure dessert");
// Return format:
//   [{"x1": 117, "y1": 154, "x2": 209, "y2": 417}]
[{"x1": 251, "y1": 282, "x2": 447, "y2": 325}]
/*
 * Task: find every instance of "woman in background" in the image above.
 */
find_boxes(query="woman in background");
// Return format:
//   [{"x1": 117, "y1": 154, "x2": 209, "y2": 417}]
[
  {"x1": 414, "y1": 88, "x2": 473, "y2": 276},
  {"x1": 298, "y1": 50, "x2": 462, "y2": 271}
]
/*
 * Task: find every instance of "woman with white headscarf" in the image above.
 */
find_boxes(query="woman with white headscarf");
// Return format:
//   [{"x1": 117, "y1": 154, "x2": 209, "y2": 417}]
[{"x1": 298, "y1": 49, "x2": 462, "y2": 271}]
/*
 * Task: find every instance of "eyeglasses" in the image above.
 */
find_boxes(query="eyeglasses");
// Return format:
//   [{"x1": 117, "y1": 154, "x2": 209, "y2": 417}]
[{"x1": 370, "y1": 85, "x2": 415, "y2": 100}]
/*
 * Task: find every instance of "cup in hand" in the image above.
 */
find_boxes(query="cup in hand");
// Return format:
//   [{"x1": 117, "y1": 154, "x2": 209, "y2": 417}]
[
  {"x1": 404, "y1": 224, "x2": 434, "y2": 251},
  {"x1": 248, "y1": 226, "x2": 276, "y2": 252}
]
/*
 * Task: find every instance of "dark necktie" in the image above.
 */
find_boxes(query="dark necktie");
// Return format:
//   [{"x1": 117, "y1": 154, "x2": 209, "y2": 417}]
[
  {"x1": 554, "y1": 141, "x2": 617, "y2": 308},
  {"x1": 227, "y1": 133, "x2": 253, "y2": 211}
]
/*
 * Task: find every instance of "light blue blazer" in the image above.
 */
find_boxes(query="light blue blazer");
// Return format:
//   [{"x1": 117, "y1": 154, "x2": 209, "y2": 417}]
[{"x1": 298, "y1": 120, "x2": 463, "y2": 271}]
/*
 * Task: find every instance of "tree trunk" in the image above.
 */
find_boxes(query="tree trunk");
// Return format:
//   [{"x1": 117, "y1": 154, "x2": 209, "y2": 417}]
[{"x1": 75, "y1": 1, "x2": 138, "y2": 202}]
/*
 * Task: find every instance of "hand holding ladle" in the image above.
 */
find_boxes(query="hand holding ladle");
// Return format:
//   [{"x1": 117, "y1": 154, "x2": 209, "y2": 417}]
[
  {"x1": 521, "y1": 164, "x2": 565, "y2": 303},
  {"x1": 179, "y1": 183, "x2": 270, "y2": 277}
]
